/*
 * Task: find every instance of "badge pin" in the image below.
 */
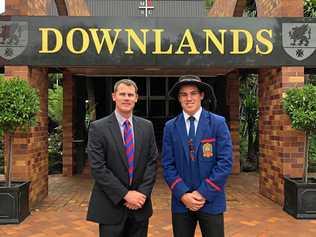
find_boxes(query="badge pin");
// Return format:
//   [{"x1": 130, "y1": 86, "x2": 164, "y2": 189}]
[{"x1": 202, "y1": 142, "x2": 213, "y2": 158}]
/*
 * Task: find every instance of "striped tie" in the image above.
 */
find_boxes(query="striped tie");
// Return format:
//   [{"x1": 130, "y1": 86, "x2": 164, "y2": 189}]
[{"x1": 123, "y1": 120, "x2": 134, "y2": 185}]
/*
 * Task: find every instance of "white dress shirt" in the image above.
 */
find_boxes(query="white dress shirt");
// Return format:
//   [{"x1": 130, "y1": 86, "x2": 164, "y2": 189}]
[
  {"x1": 182, "y1": 106, "x2": 202, "y2": 136},
  {"x1": 114, "y1": 110, "x2": 134, "y2": 143}
]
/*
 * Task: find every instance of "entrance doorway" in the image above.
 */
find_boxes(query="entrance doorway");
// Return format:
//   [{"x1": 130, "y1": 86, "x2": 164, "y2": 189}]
[
  {"x1": 70, "y1": 75, "x2": 227, "y2": 175},
  {"x1": 90, "y1": 76, "x2": 223, "y2": 150},
  {"x1": 92, "y1": 76, "x2": 181, "y2": 150}
]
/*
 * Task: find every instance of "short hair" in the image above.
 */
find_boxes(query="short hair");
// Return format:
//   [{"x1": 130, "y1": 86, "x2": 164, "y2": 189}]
[{"x1": 113, "y1": 79, "x2": 138, "y2": 93}]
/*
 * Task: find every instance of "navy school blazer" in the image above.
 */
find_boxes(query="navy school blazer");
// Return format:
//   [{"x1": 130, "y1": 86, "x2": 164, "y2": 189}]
[{"x1": 162, "y1": 109, "x2": 233, "y2": 214}]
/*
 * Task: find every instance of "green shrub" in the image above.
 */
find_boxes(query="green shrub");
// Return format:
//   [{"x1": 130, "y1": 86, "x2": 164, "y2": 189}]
[
  {"x1": 310, "y1": 135, "x2": 316, "y2": 161},
  {"x1": 304, "y1": 0, "x2": 316, "y2": 17},
  {"x1": 0, "y1": 131, "x2": 3, "y2": 174},
  {"x1": 283, "y1": 85, "x2": 316, "y2": 132},
  {"x1": 48, "y1": 126, "x2": 62, "y2": 174},
  {"x1": 0, "y1": 76, "x2": 40, "y2": 186},
  {"x1": 48, "y1": 85, "x2": 63, "y2": 124},
  {"x1": 0, "y1": 77, "x2": 39, "y2": 133},
  {"x1": 309, "y1": 135, "x2": 316, "y2": 172},
  {"x1": 283, "y1": 84, "x2": 316, "y2": 182}
]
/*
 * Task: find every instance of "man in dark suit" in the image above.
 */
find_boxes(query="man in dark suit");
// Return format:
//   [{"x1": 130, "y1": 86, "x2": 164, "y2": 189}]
[
  {"x1": 87, "y1": 79, "x2": 158, "y2": 237},
  {"x1": 162, "y1": 75, "x2": 233, "y2": 237}
]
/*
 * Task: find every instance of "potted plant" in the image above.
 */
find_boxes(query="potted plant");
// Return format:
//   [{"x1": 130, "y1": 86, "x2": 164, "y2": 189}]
[
  {"x1": 282, "y1": 84, "x2": 316, "y2": 219},
  {"x1": 0, "y1": 76, "x2": 40, "y2": 224}
]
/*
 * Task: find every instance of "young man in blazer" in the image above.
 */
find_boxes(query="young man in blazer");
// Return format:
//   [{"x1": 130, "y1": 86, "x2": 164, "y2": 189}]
[
  {"x1": 162, "y1": 75, "x2": 233, "y2": 237},
  {"x1": 87, "y1": 79, "x2": 158, "y2": 237}
]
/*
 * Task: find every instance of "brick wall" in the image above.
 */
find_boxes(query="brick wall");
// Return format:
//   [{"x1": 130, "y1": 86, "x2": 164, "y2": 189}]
[
  {"x1": 208, "y1": 0, "x2": 238, "y2": 16},
  {"x1": 3, "y1": 0, "x2": 50, "y2": 208},
  {"x1": 5, "y1": 0, "x2": 90, "y2": 16},
  {"x1": 210, "y1": 0, "x2": 305, "y2": 204},
  {"x1": 209, "y1": 2, "x2": 242, "y2": 174},
  {"x1": 258, "y1": 68, "x2": 305, "y2": 204},
  {"x1": 210, "y1": 0, "x2": 303, "y2": 17},
  {"x1": 63, "y1": 72, "x2": 75, "y2": 176},
  {"x1": 3, "y1": 0, "x2": 89, "y2": 205},
  {"x1": 226, "y1": 72, "x2": 241, "y2": 174},
  {"x1": 65, "y1": 0, "x2": 91, "y2": 16},
  {"x1": 257, "y1": 0, "x2": 304, "y2": 204},
  {"x1": 256, "y1": 0, "x2": 303, "y2": 17},
  {"x1": 4, "y1": 67, "x2": 48, "y2": 206},
  {"x1": 5, "y1": 0, "x2": 49, "y2": 15},
  {"x1": 60, "y1": 1, "x2": 90, "y2": 176},
  {"x1": 208, "y1": 0, "x2": 247, "y2": 17}
]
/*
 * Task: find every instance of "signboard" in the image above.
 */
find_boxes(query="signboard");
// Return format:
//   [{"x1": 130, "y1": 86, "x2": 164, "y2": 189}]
[{"x1": 0, "y1": 16, "x2": 316, "y2": 67}]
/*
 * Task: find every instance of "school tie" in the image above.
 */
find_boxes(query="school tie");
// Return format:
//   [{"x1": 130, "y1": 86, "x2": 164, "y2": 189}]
[
  {"x1": 188, "y1": 116, "x2": 199, "y2": 189},
  {"x1": 123, "y1": 120, "x2": 134, "y2": 185},
  {"x1": 188, "y1": 116, "x2": 196, "y2": 160},
  {"x1": 188, "y1": 116, "x2": 196, "y2": 141}
]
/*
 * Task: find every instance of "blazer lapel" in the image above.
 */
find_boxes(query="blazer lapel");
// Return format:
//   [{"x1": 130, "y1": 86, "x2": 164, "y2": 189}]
[
  {"x1": 175, "y1": 114, "x2": 189, "y2": 161},
  {"x1": 132, "y1": 116, "x2": 143, "y2": 169},
  {"x1": 108, "y1": 113, "x2": 128, "y2": 170},
  {"x1": 195, "y1": 109, "x2": 209, "y2": 155}
]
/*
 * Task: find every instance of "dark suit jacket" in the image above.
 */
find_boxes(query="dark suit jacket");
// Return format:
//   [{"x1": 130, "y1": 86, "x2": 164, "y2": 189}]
[{"x1": 86, "y1": 113, "x2": 158, "y2": 225}]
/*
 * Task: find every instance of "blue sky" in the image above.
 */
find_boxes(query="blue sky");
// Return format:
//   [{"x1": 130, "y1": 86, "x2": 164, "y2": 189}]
[{"x1": 0, "y1": 0, "x2": 4, "y2": 14}]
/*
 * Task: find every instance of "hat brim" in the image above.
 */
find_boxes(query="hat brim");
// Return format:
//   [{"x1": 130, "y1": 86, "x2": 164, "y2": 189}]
[{"x1": 168, "y1": 80, "x2": 213, "y2": 99}]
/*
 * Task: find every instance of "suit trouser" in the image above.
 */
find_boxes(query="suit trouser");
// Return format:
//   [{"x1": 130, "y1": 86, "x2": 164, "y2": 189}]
[
  {"x1": 99, "y1": 214, "x2": 149, "y2": 237},
  {"x1": 172, "y1": 211, "x2": 224, "y2": 237}
]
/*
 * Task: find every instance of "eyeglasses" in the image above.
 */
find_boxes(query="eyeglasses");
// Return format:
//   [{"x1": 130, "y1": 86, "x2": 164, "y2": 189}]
[{"x1": 178, "y1": 91, "x2": 200, "y2": 98}]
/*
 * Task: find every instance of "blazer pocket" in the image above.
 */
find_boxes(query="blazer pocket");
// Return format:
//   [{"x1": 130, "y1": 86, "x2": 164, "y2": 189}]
[{"x1": 200, "y1": 138, "x2": 216, "y2": 161}]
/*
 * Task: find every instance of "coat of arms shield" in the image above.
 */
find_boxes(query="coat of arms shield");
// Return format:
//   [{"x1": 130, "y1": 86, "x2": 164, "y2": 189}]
[
  {"x1": 0, "y1": 21, "x2": 28, "y2": 60},
  {"x1": 282, "y1": 23, "x2": 316, "y2": 61}
]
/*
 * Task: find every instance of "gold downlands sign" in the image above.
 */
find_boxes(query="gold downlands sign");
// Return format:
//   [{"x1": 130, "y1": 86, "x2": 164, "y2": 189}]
[{"x1": 38, "y1": 28, "x2": 273, "y2": 56}]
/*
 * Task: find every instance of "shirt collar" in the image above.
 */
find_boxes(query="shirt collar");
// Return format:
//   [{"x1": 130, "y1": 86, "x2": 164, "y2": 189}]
[
  {"x1": 183, "y1": 106, "x2": 202, "y2": 123},
  {"x1": 115, "y1": 110, "x2": 133, "y2": 127}
]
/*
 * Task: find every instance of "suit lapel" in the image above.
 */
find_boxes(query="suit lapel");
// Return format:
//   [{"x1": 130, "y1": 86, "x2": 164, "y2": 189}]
[
  {"x1": 175, "y1": 114, "x2": 189, "y2": 161},
  {"x1": 195, "y1": 109, "x2": 209, "y2": 155},
  {"x1": 133, "y1": 116, "x2": 143, "y2": 169},
  {"x1": 108, "y1": 113, "x2": 128, "y2": 170}
]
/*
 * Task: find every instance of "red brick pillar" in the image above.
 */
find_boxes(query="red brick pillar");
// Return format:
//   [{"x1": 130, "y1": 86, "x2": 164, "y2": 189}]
[
  {"x1": 5, "y1": 0, "x2": 50, "y2": 15},
  {"x1": 208, "y1": 0, "x2": 238, "y2": 16},
  {"x1": 63, "y1": 72, "x2": 75, "y2": 176},
  {"x1": 4, "y1": 66, "x2": 48, "y2": 206},
  {"x1": 226, "y1": 72, "x2": 240, "y2": 174},
  {"x1": 256, "y1": 0, "x2": 304, "y2": 17},
  {"x1": 258, "y1": 68, "x2": 305, "y2": 204},
  {"x1": 3, "y1": 0, "x2": 51, "y2": 207},
  {"x1": 256, "y1": 0, "x2": 304, "y2": 205},
  {"x1": 208, "y1": 1, "x2": 242, "y2": 174}
]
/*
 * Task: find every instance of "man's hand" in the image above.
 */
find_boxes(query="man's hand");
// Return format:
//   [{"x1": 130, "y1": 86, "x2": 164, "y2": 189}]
[
  {"x1": 181, "y1": 192, "x2": 205, "y2": 211},
  {"x1": 192, "y1": 191, "x2": 206, "y2": 202},
  {"x1": 124, "y1": 191, "x2": 147, "y2": 210},
  {"x1": 124, "y1": 202, "x2": 140, "y2": 210}
]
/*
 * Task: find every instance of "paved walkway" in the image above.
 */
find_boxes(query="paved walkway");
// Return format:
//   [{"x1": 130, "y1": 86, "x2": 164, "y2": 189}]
[{"x1": 1, "y1": 171, "x2": 316, "y2": 237}]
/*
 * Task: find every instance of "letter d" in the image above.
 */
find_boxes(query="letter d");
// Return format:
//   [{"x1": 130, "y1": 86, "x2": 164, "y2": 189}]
[{"x1": 39, "y1": 28, "x2": 63, "y2": 53}]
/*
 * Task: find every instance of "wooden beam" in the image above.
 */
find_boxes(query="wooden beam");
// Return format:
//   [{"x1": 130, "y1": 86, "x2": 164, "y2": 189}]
[{"x1": 55, "y1": 0, "x2": 68, "y2": 16}]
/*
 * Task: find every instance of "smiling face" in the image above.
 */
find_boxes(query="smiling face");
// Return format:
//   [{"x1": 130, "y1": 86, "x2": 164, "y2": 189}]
[
  {"x1": 112, "y1": 83, "x2": 138, "y2": 118},
  {"x1": 178, "y1": 84, "x2": 204, "y2": 116}
]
